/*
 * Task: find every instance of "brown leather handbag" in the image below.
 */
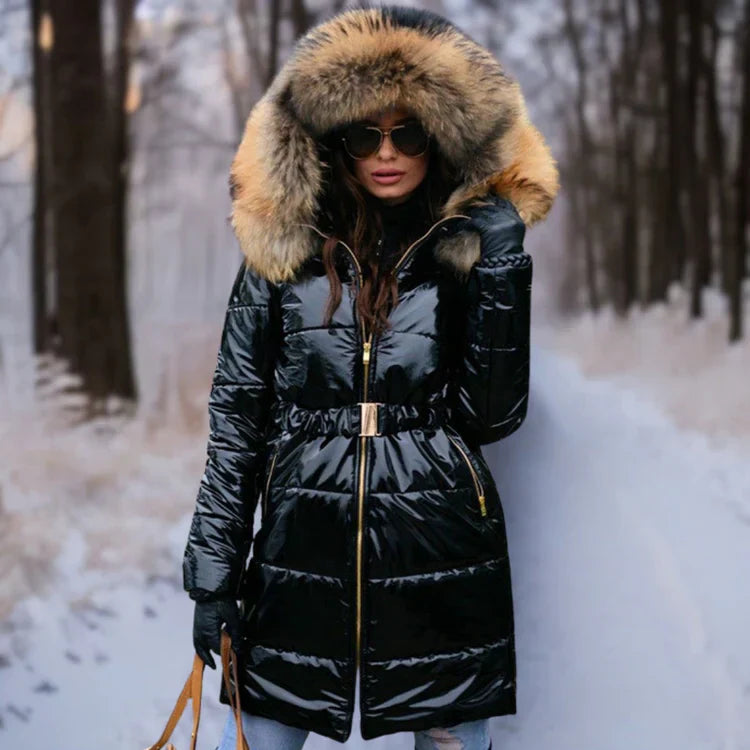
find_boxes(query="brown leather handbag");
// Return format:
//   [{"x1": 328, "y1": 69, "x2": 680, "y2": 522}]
[{"x1": 144, "y1": 629, "x2": 250, "y2": 750}]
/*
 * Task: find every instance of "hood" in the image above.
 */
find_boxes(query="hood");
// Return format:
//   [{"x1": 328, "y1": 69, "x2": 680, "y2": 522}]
[{"x1": 229, "y1": 5, "x2": 560, "y2": 283}]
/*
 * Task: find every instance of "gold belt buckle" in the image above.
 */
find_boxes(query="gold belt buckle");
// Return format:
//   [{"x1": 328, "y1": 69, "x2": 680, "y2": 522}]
[{"x1": 358, "y1": 401, "x2": 383, "y2": 437}]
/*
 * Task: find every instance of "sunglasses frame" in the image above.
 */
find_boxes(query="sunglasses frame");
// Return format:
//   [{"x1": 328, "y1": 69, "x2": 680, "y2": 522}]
[{"x1": 340, "y1": 120, "x2": 431, "y2": 160}]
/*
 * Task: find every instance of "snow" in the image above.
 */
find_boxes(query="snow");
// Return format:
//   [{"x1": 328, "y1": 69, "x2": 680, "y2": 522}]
[
  {"x1": 2, "y1": 339, "x2": 749, "y2": 749},
  {"x1": 488, "y1": 347, "x2": 750, "y2": 750},
  {"x1": 534, "y1": 281, "x2": 750, "y2": 449}
]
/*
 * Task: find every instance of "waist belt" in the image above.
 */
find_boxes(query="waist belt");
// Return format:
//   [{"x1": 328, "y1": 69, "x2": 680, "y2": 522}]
[{"x1": 271, "y1": 400, "x2": 450, "y2": 437}]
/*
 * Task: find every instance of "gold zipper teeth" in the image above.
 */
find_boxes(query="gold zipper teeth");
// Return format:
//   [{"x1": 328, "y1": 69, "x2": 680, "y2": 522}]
[
  {"x1": 447, "y1": 433, "x2": 487, "y2": 517},
  {"x1": 335, "y1": 231, "x2": 368, "y2": 686},
  {"x1": 355, "y1": 432, "x2": 366, "y2": 675},
  {"x1": 355, "y1": 328, "x2": 373, "y2": 678},
  {"x1": 263, "y1": 446, "x2": 280, "y2": 518},
  {"x1": 336, "y1": 236, "x2": 368, "y2": 681}
]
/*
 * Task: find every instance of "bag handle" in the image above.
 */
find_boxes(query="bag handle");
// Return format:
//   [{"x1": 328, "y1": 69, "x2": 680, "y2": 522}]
[
  {"x1": 221, "y1": 627, "x2": 250, "y2": 750},
  {"x1": 144, "y1": 629, "x2": 249, "y2": 750}
]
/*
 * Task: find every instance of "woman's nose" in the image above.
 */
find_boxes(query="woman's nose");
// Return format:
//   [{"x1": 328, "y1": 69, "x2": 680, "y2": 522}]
[{"x1": 377, "y1": 132, "x2": 398, "y2": 158}]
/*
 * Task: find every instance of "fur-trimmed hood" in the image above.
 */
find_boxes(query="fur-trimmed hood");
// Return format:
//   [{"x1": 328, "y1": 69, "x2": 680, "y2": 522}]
[{"x1": 229, "y1": 5, "x2": 560, "y2": 283}]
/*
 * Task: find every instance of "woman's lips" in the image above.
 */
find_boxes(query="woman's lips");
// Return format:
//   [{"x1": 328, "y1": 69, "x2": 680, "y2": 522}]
[{"x1": 371, "y1": 170, "x2": 405, "y2": 185}]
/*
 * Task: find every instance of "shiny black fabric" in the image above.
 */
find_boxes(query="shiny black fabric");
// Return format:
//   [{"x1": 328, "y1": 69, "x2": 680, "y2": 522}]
[{"x1": 183, "y1": 195, "x2": 532, "y2": 742}]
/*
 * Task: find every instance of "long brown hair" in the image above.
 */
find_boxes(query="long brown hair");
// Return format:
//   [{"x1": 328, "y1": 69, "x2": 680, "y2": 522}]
[{"x1": 314, "y1": 131, "x2": 458, "y2": 338}]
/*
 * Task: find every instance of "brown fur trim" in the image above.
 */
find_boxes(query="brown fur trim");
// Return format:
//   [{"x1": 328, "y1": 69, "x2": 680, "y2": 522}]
[
  {"x1": 433, "y1": 230, "x2": 482, "y2": 279},
  {"x1": 229, "y1": 6, "x2": 560, "y2": 283}
]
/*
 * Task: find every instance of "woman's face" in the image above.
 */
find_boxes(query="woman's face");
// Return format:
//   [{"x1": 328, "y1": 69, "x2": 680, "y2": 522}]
[{"x1": 348, "y1": 107, "x2": 429, "y2": 205}]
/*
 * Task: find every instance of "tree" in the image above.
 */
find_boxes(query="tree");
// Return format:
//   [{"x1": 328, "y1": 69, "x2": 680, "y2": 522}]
[{"x1": 31, "y1": 0, "x2": 138, "y2": 420}]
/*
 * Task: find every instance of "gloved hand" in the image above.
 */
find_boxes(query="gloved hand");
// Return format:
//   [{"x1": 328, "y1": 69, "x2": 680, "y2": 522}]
[
  {"x1": 192, "y1": 596, "x2": 242, "y2": 670},
  {"x1": 464, "y1": 194, "x2": 526, "y2": 263},
  {"x1": 465, "y1": 193, "x2": 521, "y2": 225}
]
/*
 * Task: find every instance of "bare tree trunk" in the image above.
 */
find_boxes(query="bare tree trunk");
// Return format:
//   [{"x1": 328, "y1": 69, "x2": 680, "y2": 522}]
[
  {"x1": 220, "y1": 15, "x2": 248, "y2": 140},
  {"x1": 561, "y1": 158, "x2": 592, "y2": 313},
  {"x1": 49, "y1": 0, "x2": 136, "y2": 416},
  {"x1": 51, "y1": 0, "x2": 108, "y2": 390},
  {"x1": 615, "y1": 0, "x2": 642, "y2": 314},
  {"x1": 30, "y1": 0, "x2": 53, "y2": 354},
  {"x1": 643, "y1": 4, "x2": 670, "y2": 306},
  {"x1": 647, "y1": 138, "x2": 670, "y2": 304},
  {"x1": 659, "y1": 0, "x2": 688, "y2": 286},
  {"x1": 290, "y1": 0, "x2": 311, "y2": 37},
  {"x1": 563, "y1": 0, "x2": 600, "y2": 312},
  {"x1": 234, "y1": 0, "x2": 300, "y2": 109},
  {"x1": 608, "y1": 60, "x2": 626, "y2": 313},
  {"x1": 236, "y1": 0, "x2": 267, "y2": 93},
  {"x1": 110, "y1": 0, "x2": 138, "y2": 402},
  {"x1": 266, "y1": 0, "x2": 282, "y2": 87},
  {"x1": 686, "y1": 0, "x2": 712, "y2": 319},
  {"x1": 703, "y1": 4, "x2": 731, "y2": 296},
  {"x1": 730, "y1": 0, "x2": 749, "y2": 341}
]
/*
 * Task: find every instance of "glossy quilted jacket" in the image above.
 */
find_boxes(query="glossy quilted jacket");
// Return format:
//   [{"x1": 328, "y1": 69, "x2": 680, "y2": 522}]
[{"x1": 182, "y1": 5, "x2": 558, "y2": 743}]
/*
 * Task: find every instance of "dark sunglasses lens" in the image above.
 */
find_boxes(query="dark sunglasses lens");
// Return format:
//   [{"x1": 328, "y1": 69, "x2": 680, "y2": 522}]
[
  {"x1": 392, "y1": 121, "x2": 429, "y2": 156},
  {"x1": 343, "y1": 126, "x2": 381, "y2": 158}
]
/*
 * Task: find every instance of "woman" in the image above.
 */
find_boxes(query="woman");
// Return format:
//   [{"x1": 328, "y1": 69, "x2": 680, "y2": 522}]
[{"x1": 182, "y1": 5, "x2": 559, "y2": 750}]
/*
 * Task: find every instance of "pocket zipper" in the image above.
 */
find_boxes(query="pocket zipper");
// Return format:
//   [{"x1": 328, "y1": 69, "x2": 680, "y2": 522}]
[
  {"x1": 263, "y1": 444, "x2": 280, "y2": 518},
  {"x1": 446, "y1": 432, "x2": 487, "y2": 517}
]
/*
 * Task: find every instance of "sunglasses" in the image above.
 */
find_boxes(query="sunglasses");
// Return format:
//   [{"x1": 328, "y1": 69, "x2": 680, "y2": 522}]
[{"x1": 341, "y1": 119, "x2": 430, "y2": 159}]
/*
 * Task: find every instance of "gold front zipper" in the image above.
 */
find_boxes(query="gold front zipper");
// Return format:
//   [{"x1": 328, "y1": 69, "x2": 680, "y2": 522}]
[
  {"x1": 262, "y1": 444, "x2": 280, "y2": 519},
  {"x1": 355, "y1": 328, "x2": 374, "y2": 677},
  {"x1": 334, "y1": 238, "x2": 369, "y2": 682},
  {"x1": 446, "y1": 432, "x2": 487, "y2": 517}
]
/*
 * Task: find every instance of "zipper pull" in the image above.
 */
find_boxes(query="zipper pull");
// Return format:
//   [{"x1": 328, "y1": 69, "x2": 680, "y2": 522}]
[
  {"x1": 478, "y1": 495, "x2": 487, "y2": 516},
  {"x1": 362, "y1": 340, "x2": 371, "y2": 364}
]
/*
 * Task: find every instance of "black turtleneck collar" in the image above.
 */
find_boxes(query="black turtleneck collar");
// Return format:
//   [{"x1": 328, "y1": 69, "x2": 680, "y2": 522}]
[
  {"x1": 380, "y1": 189, "x2": 423, "y2": 232},
  {"x1": 380, "y1": 190, "x2": 420, "y2": 222},
  {"x1": 376, "y1": 189, "x2": 425, "y2": 268}
]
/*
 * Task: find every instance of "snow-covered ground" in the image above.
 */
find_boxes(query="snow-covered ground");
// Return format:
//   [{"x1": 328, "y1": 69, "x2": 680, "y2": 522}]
[
  {"x1": 1, "y1": 341, "x2": 749, "y2": 749},
  {"x1": 535, "y1": 282, "x2": 750, "y2": 449},
  {"x1": 494, "y1": 347, "x2": 750, "y2": 750}
]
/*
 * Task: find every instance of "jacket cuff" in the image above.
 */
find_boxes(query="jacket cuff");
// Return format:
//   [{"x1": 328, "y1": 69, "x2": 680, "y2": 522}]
[{"x1": 187, "y1": 587, "x2": 236, "y2": 603}]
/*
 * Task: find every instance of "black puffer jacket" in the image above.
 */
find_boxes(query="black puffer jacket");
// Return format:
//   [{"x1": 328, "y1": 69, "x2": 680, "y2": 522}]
[{"x1": 183, "y1": 5, "x2": 559, "y2": 743}]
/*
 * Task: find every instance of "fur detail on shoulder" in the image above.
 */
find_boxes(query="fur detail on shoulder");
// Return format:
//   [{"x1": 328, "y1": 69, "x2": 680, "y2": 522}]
[{"x1": 229, "y1": 5, "x2": 559, "y2": 282}]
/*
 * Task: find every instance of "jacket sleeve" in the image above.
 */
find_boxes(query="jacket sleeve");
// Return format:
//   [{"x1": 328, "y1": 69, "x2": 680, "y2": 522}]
[
  {"x1": 182, "y1": 260, "x2": 280, "y2": 602},
  {"x1": 447, "y1": 196, "x2": 532, "y2": 448}
]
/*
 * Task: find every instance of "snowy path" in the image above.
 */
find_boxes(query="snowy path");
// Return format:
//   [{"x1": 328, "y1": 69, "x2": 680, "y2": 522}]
[
  {"x1": 1, "y1": 345, "x2": 748, "y2": 749},
  {"x1": 489, "y1": 347, "x2": 750, "y2": 750}
]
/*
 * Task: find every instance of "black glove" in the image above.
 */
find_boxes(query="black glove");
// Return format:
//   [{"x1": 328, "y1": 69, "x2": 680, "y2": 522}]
[
  {"x1": 465, "y1": 193, "x2": 521, "y2": 225},
  {"x1": 192, "y1": 595, "x2": 241, "y2": 670},
  {"x1": 465, "y1": 195, "x2": 526, "y2": 262}
]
